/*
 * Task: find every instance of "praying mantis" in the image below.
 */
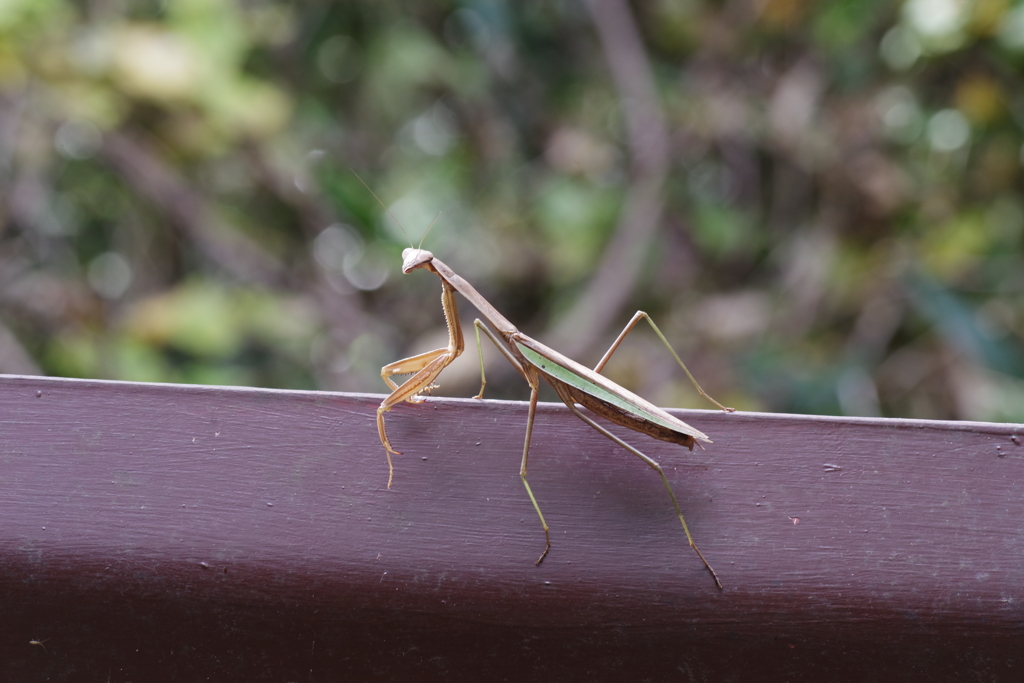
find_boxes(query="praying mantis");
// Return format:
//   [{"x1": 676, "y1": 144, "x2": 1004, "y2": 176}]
[{"x1": 367, "y1": 187, "x2": 734, "y2": 590}]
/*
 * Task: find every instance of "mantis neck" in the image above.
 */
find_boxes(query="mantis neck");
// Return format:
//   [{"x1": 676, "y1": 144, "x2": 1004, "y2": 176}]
[{"x1": 428, "y1": 257, "x2": 519, "y2": 337}]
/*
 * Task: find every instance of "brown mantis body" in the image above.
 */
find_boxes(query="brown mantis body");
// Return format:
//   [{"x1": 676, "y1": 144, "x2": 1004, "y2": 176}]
[{"x1": 376, "y1": 247, "x2": 733, "y2": 589}]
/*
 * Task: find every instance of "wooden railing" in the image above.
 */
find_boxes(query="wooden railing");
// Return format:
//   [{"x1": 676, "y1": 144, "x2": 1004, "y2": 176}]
[{"x1": 2, "y1": 374, "x2": 1022, "y2": 681}]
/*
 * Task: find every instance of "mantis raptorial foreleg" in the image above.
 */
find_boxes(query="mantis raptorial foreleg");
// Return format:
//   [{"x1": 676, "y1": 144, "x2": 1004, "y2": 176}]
[
  {"x1": 595, "y1": 311, "x2": 733, "y2": 413},
  {"x1": 554, "y1": 385, "x2": 723, "y2": 589},
  {"x1": 377, "y1": 278, "x2": 464, "y2": 488},
  {"x1": 377, "y1": 352, "x2": 449, "y2": 487},
  {"x1": 381, "y1": 348, "x2": 451, "y2": 396}
]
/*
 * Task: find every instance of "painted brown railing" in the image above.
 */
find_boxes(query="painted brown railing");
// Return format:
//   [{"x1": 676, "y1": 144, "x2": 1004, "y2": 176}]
[{"x1": 1, "y1": 374, "x2": 1022, "y2": 681}]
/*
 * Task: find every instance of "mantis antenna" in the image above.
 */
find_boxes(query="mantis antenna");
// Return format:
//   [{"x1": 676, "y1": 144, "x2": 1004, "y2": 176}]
[
  {"x1": 350, "y1": 169, "x2": 414, "y2": 248},
  {"x1": 419, "y1": 211, "x2": 442, "y2": 248},
  {"x1": 351, "y1": 170, "x2": 448, "y2": 250}
]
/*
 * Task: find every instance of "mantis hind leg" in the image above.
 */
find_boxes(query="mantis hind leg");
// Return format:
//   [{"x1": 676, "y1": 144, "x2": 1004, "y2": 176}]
[
  {"x1": 594, "y1": 311, "x2": 734, "y2": 413},
  {"x1": 560, "y1": 398, "x2": 723, "y2": 589}
]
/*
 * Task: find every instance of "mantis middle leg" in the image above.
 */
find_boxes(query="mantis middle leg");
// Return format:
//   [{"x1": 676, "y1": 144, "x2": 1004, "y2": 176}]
[
  {"x1": 519, "y1": 379, "x2": 550, "y2": 565},
  {"x1": 471, "y1": 319, "x2": 530, "y2": 400},
  {"x1": 470, "y1": 320, "x2": 550, "y2": 564}
]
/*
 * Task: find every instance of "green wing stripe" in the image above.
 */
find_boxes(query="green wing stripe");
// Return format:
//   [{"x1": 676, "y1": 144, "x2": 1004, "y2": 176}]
[{"x1": 516, "y1": 341, "x2": 683, "y2": 434}]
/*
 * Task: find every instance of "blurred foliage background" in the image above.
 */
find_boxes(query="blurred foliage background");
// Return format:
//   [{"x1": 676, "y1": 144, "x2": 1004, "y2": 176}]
[{"x1": 1, "y1": 0, "x2": 1023, "y2": 422}]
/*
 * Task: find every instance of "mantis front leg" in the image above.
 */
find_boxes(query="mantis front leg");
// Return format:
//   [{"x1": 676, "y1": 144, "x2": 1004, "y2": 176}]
[
  {"x1": 377, "y1": 278, "x2": 464, "y2": 488},
  {"x1": 377, "y1": 347, "x2": 455, "y2": 470},
  {"x1": 594, "y1": 311, "x2": 734, "y2": 412}
]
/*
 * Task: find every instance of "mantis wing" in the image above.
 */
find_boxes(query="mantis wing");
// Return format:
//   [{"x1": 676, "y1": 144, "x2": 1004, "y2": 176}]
[{"x1": 514, "y1": 338, "x2": 711, "y2": 444}]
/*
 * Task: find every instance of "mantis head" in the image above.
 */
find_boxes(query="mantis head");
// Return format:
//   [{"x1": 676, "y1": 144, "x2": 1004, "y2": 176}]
[{"x1": 402, "y1": 248, "x2": 435, "y2": 274}]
